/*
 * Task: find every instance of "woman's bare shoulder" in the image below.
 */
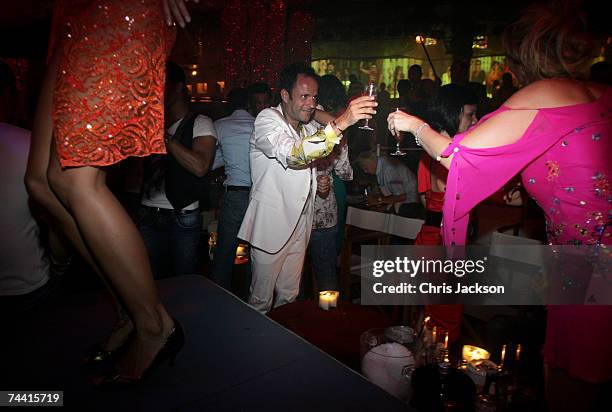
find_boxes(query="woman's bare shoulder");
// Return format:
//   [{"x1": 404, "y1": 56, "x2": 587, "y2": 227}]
[
  {"x1": 504, "y1": 79, "x2": 605, "y2": 109},
  {"x1": 461, "y1": 108, "x2": 537, "y2": 149}
]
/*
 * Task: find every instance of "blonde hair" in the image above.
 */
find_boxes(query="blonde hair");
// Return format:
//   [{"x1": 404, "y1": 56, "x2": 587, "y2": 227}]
[{"x1": 502, "y1": 0, "x2": 594, "y2": 85}]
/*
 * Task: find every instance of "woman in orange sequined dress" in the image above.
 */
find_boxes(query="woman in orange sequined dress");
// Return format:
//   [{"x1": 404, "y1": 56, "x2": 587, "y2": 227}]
[{"x1": 25, "y1": 0, "x2": 198, "y2": 386}]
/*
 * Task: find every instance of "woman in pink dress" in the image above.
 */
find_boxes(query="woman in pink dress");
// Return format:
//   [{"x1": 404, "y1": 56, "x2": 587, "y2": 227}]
[{"x1": 388, "y1": 2, "x2": 610, "y2": 409}]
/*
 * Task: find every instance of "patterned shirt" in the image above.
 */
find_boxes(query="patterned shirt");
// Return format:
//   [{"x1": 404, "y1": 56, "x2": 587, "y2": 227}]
[{"x1": 312, "y1": 144, "x2": 353, "y2": 229}]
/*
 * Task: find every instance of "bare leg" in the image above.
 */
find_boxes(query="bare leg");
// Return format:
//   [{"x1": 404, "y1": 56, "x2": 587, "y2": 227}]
[
  {"x1": 25, "y1": 51, "x2": 132, "y2": 350},
  {"x1": 47, "y1": 150, "x2": 174, "y2": 377},
  {"x1": 47, "y1": 226, "x2": 71, "y2": 265}
]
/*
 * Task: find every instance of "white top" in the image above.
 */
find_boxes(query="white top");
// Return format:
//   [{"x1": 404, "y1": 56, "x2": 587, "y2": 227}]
[
  {"x1": 0, "y1": 123, "x2": 50, "y2": 295},
  {"x1": 141, "y1": 114, "x2": 217, "y2": 210},
  {"x1": 313, "y1": 144, "x2": 353, "y2": 229}
]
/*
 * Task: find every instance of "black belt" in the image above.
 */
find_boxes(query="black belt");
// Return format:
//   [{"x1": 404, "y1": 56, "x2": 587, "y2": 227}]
[
  {"x1": 424, "y1": 210, "x2": 443, "y2": 227},
  {"x1": 142, "y1": 205, "x2": 199, "y2": 215},
  {"x1": 226, "y1": 186, "x2": 250, "y2": 192}
]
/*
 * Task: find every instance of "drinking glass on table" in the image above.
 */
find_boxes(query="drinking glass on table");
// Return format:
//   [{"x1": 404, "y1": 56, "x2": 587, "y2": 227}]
[
  {"x1": 390, "y1": 107, "x2": 406, "y2": 156},
  {"x1": 359, "y1": 82, "x2": 377, "y2": 131}
]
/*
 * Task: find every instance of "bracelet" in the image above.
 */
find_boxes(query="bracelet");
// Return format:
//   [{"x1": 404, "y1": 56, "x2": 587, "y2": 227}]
[{"x1": 413, "y1": 122, "x2": 429, "y2": 146}]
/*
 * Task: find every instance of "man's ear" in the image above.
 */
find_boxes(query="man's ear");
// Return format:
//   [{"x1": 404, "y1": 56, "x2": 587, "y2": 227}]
[{"x1": 280, "y1": 88, "x2": 289, "y2": 104}]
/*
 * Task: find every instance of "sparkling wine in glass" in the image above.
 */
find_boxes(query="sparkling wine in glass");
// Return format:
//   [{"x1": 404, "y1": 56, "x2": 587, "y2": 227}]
[
  {"x1": 390, "y1": 107, "x2": 406, "y2": 156},
  {"x1": 359, "y1": 82, "x2": 377, "y2": 131}
]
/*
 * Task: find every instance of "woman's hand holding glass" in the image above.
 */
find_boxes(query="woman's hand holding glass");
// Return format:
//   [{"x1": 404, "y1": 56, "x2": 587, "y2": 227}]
[
  {"x1": 387, "y1": 109, "x2": 421, "y2": 140},
  {"x1": 390, "y1": 108, "x2": 407, "y2": 156}
]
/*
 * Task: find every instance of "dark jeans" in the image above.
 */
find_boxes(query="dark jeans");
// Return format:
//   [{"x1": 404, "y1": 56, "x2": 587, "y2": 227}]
[
  {"x1": 137, "y1": 206, "x2": 202, "y2": 278},
  {"x1": 308, "y1": 225, "x2": 339, "y2": 291},
  {"x1": 0, "y1": 275, "x2": 61, "y2": 318},
  {"x1": 210, "y1": 189, "x2": 251, "y2": 289}
]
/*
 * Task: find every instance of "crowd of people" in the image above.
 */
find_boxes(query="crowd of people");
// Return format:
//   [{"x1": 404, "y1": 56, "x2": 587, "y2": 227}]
[{"x1": 0, "y1": 0, "x2": 609, "y2": 408}]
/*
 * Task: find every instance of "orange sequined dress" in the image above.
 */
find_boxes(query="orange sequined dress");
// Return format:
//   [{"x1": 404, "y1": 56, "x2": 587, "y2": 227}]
[{"x1": 50, "y1": 0, "x2": 175, "y2": 167}]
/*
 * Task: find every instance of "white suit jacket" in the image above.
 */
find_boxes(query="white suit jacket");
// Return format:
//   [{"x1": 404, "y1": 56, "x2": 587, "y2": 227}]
[{"x1": 238, "y1": 104, "x2": 320, "y2": 253}]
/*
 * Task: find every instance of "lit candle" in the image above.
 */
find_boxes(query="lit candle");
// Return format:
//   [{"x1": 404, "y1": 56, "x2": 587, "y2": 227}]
[
  {"x1": 319, "y1": 292, "x2": 330, "y2": 310},
  {"x1": 319, "y1": 291, "x2": 331, "y2": 310},
  {"x1": 500, "y1": 344, "x2": 507, "y2": 368},
  {"x1": 318, "y1": 291, "x2": 338, "y2": 311},
  {"x1": 420, "y1": 316, "x2": 432, "y2": 343},
  {"x1": 432, "y1": 326, "x2": 437, "y2": 343},
  {"x1": 515, "y1": 344, "x2": 522, "y2": 362},
  {"x1": 329, "y1": 291, "x2": 339, "y2": 308},
  {"x1": 444, "y1": 331, "x2": 449, "y2": 350}
]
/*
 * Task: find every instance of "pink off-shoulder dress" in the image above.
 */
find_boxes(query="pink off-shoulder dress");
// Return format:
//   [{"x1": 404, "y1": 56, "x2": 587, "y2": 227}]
[{"x1": 441, "y1": 86, "x2": 611, "y2": 383}]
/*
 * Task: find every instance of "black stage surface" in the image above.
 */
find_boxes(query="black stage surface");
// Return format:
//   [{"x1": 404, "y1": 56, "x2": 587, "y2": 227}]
[{"x1": 3, "y1": 275, "x2": 413, "y2": 411}]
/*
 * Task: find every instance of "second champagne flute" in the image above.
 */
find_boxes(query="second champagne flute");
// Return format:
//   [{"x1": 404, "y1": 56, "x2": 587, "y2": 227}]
[
  {"x1": 359, "y1": 82, "x2": 377, "y2": 131},
  {"x1": 390, "y1": 107, "x2": 406, "y2": 156}
]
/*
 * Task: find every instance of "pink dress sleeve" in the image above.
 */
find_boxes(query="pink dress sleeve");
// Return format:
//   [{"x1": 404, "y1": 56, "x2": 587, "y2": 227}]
[{"x1": 440, "y1": 107, "x2": 573, "y2": 246}]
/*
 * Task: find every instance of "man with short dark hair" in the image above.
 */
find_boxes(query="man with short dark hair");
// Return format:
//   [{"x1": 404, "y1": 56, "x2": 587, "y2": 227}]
[
  {"x1": 247, "y1": 82, "x2": 273, "y2": 117},
  {"x1": 210, "y1": 84, "x2": 272, "y2": 290},
  {"x1": 238, "y1": 63, "x2": 377, "y2": 312},
  {"x1": 138, "y1": 61, "x2": 217, "y2": 278}
]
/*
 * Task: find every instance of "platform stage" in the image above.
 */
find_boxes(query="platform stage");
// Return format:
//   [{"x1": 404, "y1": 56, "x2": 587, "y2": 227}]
[{"x1": 3, "y1": 275, "x2": 412, "y2": 411}]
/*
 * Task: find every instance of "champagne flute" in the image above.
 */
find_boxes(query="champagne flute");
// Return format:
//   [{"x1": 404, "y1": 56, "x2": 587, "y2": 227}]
[
  {"x1": 359, "y1": 82, "x2": 377, "y2": 131},
  {"x1": 390, "y1": 107, "x2": 406, "y2": 156}
]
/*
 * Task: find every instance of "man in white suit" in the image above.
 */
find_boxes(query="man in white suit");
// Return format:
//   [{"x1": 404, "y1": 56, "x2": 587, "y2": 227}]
[{"x1": 238, "y1": 63, "x2": 377, "y2": 313}]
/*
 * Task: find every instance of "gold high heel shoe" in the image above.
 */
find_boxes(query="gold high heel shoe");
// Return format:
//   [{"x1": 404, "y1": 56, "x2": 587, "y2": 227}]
[
  {"x1": 82, "y1": 338, "x2": 130, "y2": 366},
  {"x1": 82, "y1": 321, "x2": 134, "y2": 366},
  {"x1": 93, "y1": 319, "x2": 184, "y2": 389}
]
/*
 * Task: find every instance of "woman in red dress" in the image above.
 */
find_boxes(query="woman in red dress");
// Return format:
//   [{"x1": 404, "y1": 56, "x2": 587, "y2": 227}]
[
  {"x1": 25, "y1": 0, "x2": 197, "y2": 386},
  {"x1": 415, "y1": 84, "x2": 478, "y2": 342}
]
